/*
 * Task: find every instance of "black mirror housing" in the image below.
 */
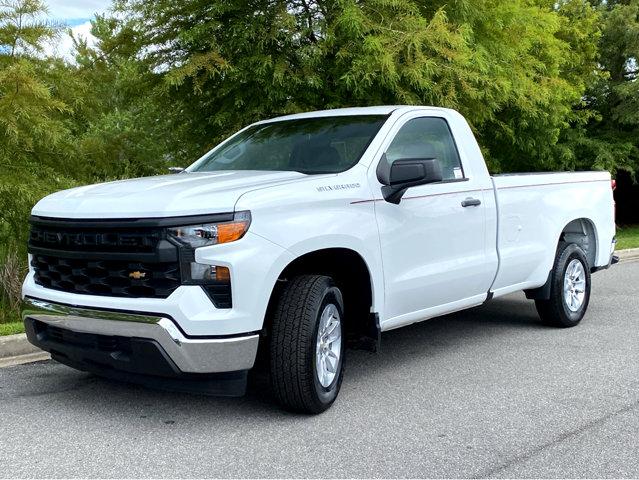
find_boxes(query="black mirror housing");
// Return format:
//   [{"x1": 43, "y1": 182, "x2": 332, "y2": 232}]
[
  {"x1": 389, "y1": 158, "x2": 442, "y2": 185},
  {"x1": 377, "y1": 156, "x2": 443, "y2": 204}
]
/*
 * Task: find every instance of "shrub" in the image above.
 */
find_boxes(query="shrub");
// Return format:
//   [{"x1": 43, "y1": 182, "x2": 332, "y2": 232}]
[{"x1": 0, "y1": 249, "x2": 26, "y2": 322}]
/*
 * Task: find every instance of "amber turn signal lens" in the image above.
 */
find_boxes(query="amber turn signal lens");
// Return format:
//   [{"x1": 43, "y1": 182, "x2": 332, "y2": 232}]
[
  {"x1": 215, "y1": 266, "x2": 231, "y2": 283},
  {"x1": 217, "y1": 222, "x2": 249, "y2": 244}
]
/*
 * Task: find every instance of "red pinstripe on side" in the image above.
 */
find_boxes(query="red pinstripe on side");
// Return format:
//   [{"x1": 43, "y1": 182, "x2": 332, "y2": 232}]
[{"x1": 350, "y1": 178, "x2": 609, "y2": 205}]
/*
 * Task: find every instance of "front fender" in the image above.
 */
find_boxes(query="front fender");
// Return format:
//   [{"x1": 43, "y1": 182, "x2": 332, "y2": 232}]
[{"x1": 234, "y1": 167, "x2": 384, "y2": 317}]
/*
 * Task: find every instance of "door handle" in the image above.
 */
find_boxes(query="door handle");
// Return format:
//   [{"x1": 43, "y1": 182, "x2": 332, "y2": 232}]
[{"x1": 461, "y1": 197, "x2": 481, "y2": 207}]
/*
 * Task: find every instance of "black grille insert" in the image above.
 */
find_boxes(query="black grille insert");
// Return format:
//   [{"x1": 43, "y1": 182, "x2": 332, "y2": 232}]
[
  {"x1": 32, "y1": 255, "x2": 181, "y2": 298},
  {"x1": 28, "y1": 216, "x2": 233, "y2": 307},
  {"x1": 29, "y1": 217, "x2": 181, "y2": 299}
]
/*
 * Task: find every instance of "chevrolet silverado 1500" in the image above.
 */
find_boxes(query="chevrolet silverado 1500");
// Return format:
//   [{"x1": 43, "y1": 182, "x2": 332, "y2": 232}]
[{"x1": 22, "y1": 106, "x2": 617, "y2": 413}]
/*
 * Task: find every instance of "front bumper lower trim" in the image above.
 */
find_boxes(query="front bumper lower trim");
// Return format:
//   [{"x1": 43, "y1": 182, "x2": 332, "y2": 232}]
[{"x1": 22, "y1": 297, "x2": 259, "y2": 374}]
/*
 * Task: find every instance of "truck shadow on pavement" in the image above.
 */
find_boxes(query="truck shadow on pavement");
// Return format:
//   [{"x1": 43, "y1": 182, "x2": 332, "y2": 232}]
[
  {"x1": 345, "y1": 294, "x2": 549, "y2": 382},
  {"x1": 11, "y1": 293, "x2": 548, "y2": 417}
]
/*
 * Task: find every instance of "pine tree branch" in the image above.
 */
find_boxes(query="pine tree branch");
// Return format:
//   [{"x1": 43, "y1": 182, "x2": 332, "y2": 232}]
[{"x1": 299, "y1": 0, "x2": 318, "y2": 43}]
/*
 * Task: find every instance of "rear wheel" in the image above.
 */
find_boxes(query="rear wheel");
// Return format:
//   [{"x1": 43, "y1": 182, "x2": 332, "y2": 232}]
[
  {"x1": 535, "y1": 243, "x2": 591, "y2": 328},
  {"x1": 269, "y1": 275, "x2": 345, "y2": 413}
]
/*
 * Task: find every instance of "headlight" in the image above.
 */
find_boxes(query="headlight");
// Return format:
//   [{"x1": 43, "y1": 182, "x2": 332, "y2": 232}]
[{"x1": 167, "y1": 211, "x2": 251, "y2": 248}]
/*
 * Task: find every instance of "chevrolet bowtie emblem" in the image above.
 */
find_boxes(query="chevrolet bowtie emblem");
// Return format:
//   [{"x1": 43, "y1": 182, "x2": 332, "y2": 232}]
[{"x1": 128, "y1": 271, "x2": 146, "y2": 280}]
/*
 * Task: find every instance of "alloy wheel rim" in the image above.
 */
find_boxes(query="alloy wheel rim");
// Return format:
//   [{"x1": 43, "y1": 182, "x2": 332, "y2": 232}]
[
  {"x1": 315, "y1": 303, "x2": 342, "y2": 388},
  {"x1": 563, "y1": 259, "x2": 586, "y2": 312}
]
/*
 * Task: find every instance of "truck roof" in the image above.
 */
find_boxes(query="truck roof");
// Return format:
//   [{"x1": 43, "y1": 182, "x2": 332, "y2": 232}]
[{"x1": 261, "y1": 105, "x2": 456, "y2": 123}]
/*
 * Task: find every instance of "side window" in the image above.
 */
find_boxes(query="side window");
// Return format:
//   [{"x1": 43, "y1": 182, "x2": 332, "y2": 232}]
[{"x1": 385, "y1": 117, "x2": 464, "y2": 181}]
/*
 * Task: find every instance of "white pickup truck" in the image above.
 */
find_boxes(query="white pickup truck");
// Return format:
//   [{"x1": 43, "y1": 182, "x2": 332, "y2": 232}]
[{"x1": 22, "y1": 106, "x2": 617, "y2": 413}]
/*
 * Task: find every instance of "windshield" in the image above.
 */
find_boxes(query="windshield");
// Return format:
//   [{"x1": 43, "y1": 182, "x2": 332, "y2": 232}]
[{"x1": 188, "y1": 115, "x2": 387, "y2": 174}]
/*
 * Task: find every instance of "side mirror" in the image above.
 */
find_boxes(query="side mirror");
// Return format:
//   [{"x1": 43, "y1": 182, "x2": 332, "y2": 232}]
[
  {"x1": 376, "y1": 155, "x2": 443, "y2": 204},
  {"x1": 168, "y1": 167, "x2": 185, "y2": 174}
]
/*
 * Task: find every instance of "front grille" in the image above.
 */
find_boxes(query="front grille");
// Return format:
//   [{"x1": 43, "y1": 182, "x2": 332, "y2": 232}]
[
  {"x1": 31, "y1": 254, "x2": 181, "y2": 298},
  {"x1": 29, "y1": 217, "x2": 181, "y2": 300},
  {"x1": 28, "y1": 216, "x2": 233, "y2": 307}
]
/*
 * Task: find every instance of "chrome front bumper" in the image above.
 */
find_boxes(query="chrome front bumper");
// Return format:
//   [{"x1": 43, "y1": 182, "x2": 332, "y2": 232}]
[{"x1": 22, "y1": 297, "x2": 259, "y2": 374}]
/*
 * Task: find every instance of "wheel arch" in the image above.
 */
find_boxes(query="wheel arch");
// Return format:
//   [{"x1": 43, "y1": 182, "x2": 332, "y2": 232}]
[
  {"x1": 526, "y1": 217, "x2": 598, "y2": 301},
  {"x1": 263, "y1": 247, "x2": 380, "y2": 351},
  {"x1": 558, "y1": 217, "x2": 598, "y2": 270}
]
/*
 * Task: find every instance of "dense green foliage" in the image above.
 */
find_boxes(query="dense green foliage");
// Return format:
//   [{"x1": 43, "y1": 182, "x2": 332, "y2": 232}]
[
  {"x1": 0, "y1": 0, "x2": 638, "y2": 324},
  {"x1": 572, "y1": 0, "x2": 639, "y2": 174},
  {"x1": 114, "y1": 0, "x2": 604, "y2": 172}
]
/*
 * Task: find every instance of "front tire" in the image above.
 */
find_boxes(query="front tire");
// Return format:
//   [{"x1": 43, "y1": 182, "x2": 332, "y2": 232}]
[
  {"x1": 535, "y1": 243, "x2": 591, "y2": 328},
  {"x1": 269, "y1": 275, "x2": 345, "y2": 413}
]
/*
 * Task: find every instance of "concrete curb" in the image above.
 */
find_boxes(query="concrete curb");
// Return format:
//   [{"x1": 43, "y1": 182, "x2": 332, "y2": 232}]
[
  {"x1": 617, "y1": 247, "x2": 639, "y2": 263},
  {"x1": 0, "y1": 333, "x2": 39, "y2": 358},
  {"x1": 0, "y1": 333, "x2": 51, "y2": 368},
  {"x1": 1, "y1": 248, "x2": 637, "y2": 368},
  {"x1": 0, "y1": 351, "x2": 50, "y2": 368}
]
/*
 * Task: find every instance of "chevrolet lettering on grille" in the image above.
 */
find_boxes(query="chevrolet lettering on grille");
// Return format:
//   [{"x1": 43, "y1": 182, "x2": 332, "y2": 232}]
[{"x1": 30, "y1": 229, "x2": 156, "y2": 249}]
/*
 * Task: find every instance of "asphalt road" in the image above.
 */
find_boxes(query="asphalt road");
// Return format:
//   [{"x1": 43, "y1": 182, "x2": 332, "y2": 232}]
[{"x1": 1, "y1": 261, "x2": 638, "y2": 478}]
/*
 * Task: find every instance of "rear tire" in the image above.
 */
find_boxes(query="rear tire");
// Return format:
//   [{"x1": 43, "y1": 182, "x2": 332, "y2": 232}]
[
  {"x1": 535, "y1": 243, "x2": 591, "y2": 328},
  {"x1": 269, "y1": 275, "x2": 345, "y2": 413}
]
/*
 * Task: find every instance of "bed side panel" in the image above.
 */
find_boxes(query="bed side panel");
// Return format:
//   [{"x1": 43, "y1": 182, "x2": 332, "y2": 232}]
[{"x1": 490, "y1": 172, "x2": 614, "y2": 297}]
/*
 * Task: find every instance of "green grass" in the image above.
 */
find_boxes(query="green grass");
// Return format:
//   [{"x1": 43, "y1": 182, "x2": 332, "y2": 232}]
[
  {"x1": 0, "y1": 321, "x2": 24, "y2": 336},
  {"x1": 617, "y1": 225, "x2": 639, "y2": 250},
  {"x1": 0, "y1": 297, "x2": 23, "y2": 336},
  {"x1": 0, "y1": 302, "x2": 23, "y2": 336}
]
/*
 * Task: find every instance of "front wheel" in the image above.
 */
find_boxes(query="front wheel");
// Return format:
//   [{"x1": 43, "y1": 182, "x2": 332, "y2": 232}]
[
  {"x1": 535, "y1": 243, "x2": 591, "y2": 328},
  {"x1": 269, "y1": 275, "x2": 345, "y2": 413}
]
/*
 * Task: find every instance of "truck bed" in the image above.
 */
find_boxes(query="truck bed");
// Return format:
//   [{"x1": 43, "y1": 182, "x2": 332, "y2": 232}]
[{"x1": 489, "y1": 171, "x2": 614, "y2": 298}]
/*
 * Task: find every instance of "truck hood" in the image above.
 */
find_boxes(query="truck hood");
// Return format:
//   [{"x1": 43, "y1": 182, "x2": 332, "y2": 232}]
[{"x1": 32, "y1": 171, "x2": 307, "y2": 219}]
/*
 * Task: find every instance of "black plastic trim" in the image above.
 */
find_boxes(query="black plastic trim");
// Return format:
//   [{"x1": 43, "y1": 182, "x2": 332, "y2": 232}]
[
  {"x1": 28, "y1": 246, "x2": 178, "y2": 262},
  {"x1": 591, "y1": 254, "x2": 619, "y2": 273},
  {"x1": 200, "y1": 284, "x2": 233, "y2": 309},
  {"x1": 433, "y1": 178, "x2": 470, "y2": 185},
  {"x1": 346, "y1": 312, "x2": 380, "y2": 352},
  {"x1": 24, "y1": 318, "x2": 248, "y2": 397},
  {"x1": 30, "y1": 212, "x2": 235, "y2": 229},
  {"x1": 370, "y1": 312, "x2": 381, "y2": 352}
]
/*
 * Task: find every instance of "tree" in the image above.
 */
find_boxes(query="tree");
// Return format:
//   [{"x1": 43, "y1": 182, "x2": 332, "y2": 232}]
[
  {"x1": 0, "y1": 0, "x2": 76, "y2": 253},
  {"x1": 111, "y1": 0, "x2": 601, "y2": 172},
  {"x1": 0, "y1": 1, "x2": 175, "y2": 317},
  {"x1": 65, "y1": 14, "x2": 175, "y2": 179},
  {"x1": 0, "y1": 0, "x2": 54, "y2": 56},
  {"x1": 569, "y1": 0, "x2": 639, "y2": 176},
  {"x1": 0, "y1": 0, "x2": 69, "y2": 166}
]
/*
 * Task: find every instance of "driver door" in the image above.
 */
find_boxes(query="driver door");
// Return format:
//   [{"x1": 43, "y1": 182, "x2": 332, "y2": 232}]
[{"x1": 372, "y1": 114, "x2": 495, "y2": 329}]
